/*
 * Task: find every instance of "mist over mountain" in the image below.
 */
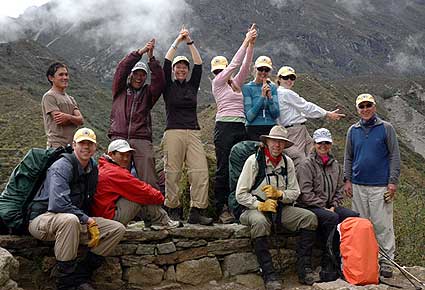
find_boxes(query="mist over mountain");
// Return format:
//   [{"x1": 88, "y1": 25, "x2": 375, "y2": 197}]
[{"x1": 1, "y1": 0, "x2": 424, "y2": 83}]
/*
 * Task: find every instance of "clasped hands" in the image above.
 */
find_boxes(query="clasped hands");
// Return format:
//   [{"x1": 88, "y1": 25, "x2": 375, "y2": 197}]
[{"x1": 257, "y1": 185, "x2": 283, "y2": 213}]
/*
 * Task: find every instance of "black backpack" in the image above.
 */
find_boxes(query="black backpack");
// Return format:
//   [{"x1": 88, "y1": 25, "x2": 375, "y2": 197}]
[
  {"x1": 0, "y1": 146, "x2": 73, "y2": 235},
  {"x1": 227, "y1": 141, "x2": 288, "y2": 220}
]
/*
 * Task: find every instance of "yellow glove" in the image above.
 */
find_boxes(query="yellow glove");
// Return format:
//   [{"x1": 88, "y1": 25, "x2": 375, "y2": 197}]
[
  {"x1": 257, "y1": 199, "x2": 278, "y2": 213},
  {"x1": 262, "y1": 185, "x2": 283, "y2": 199},
  {"x1": 87, "y1": 221, "x2": 100, "y2": 248}
]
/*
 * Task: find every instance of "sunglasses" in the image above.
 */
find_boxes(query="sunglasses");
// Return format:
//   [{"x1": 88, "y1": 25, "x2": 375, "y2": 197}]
[
  {"x1": 316, "y1": 141, "x2": 332, "y2": 145},
  {"x1": 280, "y1": 75, "x2": 296, "y2": 81},
  {"x1": 257, "y1": 67, "x2": 271, "y2": 73},
  {"x1": 358, "y1": 103, "x2": 374, "y2": 109}
]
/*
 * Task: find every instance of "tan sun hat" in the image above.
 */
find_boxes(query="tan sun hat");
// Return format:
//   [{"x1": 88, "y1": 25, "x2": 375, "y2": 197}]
[
  {"x1": 260, "y1": 125, "x2": 294, "y2": 148},
  {"x1": 211, "y1": 56, "x2": 228, "y2": 72}
]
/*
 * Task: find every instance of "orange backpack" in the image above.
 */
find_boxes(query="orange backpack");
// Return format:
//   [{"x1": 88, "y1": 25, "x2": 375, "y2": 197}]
[{"x1": 339, "y1": 217, "x2": 379, "y2": 285}]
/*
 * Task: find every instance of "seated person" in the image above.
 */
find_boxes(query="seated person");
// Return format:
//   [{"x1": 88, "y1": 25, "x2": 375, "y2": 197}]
[
  {"x1": 296, "y1": 128, "x2": 359, "y2": 278},
  {"x1": 236, "y1": 125, "x2": 318, "y2": 288},
  {"x1": 28, "y1": 128, "x2": 126, "y2": 290},
  {"x1": 91, "y1": 139, "x2": 181, "y2": 229}
]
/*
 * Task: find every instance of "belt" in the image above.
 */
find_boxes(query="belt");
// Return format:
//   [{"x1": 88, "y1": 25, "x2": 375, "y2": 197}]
[{"x1": 284, "y1": 122, "x2": 305, "y2": 128}]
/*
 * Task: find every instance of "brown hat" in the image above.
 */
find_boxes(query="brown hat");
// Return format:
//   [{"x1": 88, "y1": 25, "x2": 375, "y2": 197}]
[{"x1": 260, "y1": 125, "x2": 294, "y2": 148}]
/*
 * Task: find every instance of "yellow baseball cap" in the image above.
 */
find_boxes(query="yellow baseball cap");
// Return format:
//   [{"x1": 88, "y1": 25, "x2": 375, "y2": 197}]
[
  {"x1": 278, "y1": 66, "x2": 296, "y2": 77},
  {"x1": 254, "y1": 56, "x2": 273, "y2": 69},
  {"x1": 211, "y1": 56, "x2": 228, "y2": 72},
  {"x1": 172, "y1": 55, "x2": 190, "y2": 67},
  {"x1": 356, "y1": 93, "x2": 376, "y2": 107},
  {"x1": 73, "y1": 128, "x2": 96, "y2": 144}
]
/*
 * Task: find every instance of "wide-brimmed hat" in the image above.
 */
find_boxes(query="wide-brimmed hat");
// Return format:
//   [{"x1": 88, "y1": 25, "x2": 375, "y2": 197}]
[{"x1": 260, "y1": 125, "x2": 294, "y2": 148}]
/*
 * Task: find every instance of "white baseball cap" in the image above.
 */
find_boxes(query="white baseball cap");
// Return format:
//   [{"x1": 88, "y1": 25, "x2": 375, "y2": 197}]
[
  {"x1": 108, "y1": 139, "x2": 135, "y2": 153},
  {"x1": 313, "y1": 128, "x2": 333, "y2": 143}
]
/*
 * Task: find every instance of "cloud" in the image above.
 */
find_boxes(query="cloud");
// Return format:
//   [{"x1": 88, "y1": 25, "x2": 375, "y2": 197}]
[
  {"x1": 269, "y1": 0, "x2": 298, "y2": 8},
  {"x1": 334, "y1": 0, "x2": 375, "y2": 15},
  {"x1": 0, "y1": 16, "x2": 25, "y2": 43},
  {"x1": 8, "y1": 0, "x2": 193, "y2": 52}
]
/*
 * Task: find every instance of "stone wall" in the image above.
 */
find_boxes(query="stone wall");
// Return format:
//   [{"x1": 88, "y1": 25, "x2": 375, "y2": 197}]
[{"x1": 0, "y1": 224, "x2": 299, "y2": 290}]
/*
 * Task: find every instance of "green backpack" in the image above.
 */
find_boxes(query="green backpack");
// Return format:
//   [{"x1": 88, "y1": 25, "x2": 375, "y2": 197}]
[
  {"x1": 227, "y1": 141, "x2": 287, "y2": 220},
  {"x1": 0, "y1": 146, "x2": 73, "y2": 235}
]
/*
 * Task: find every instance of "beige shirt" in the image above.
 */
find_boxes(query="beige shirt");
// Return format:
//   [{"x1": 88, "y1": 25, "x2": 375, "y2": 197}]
[
  {"x1": 41, "y1": 89, "x2": 79, "y2": 148},
  {"x1": 236, "y1": 153, "x2": 300, "y2": 209}
]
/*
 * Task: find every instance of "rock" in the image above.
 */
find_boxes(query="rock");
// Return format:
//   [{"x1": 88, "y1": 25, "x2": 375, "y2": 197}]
[
  {"x1": 124, "y1": 264, "x2": 164, "y2": 285},
  {"x1": 121, "y1": 255, "x2": 156, "y2": 267},
  {"x1": 169, "y1": 224, "x2": 234, "y2": 239},
  {"x1": 270, "y1": 248, "x2": 297, "y2": 274},
  {"x1": 222, "y1": 252, "x2": 259, "y2": 276},
  {"x1": 109, "y1": 243, "x2": 137, "y2": 256},
  {"x1": 174, "y1": 239, "x2": 208, "y2": 249},
  {"x1": 123, "y1": 228, "x2": 169, "y2": 242},
  {"x1": 152, "y1": 283, "x2": 183, "y2": 290},
  {"x1": 93, "y1": 257, "x2": 124, "y2": 290},
  {"x1": 235, "y1": 273, "x2": 265, "y2": 289},
  {"x1": 207, "y1": 238, "x2": 251, "y2": 255},
  {"x1": 0, "y1": 247, "x2": 19, "y2": 286},
  {"x1": 164, "y1": 265, "x2": 176, "y2": 282},
  {"x1": 232, "y1": 224, "x2": 251, "y2": 238},
  {"x1": 176, "y1": 257, "x2": 222, "y2": 285},
  {"x1": 157, "y1": 242, "x2": 177, "y2": 254},
  {"x1": 154, "y1": 247, "x2": 208, "y2": 265},
  {"x1": 0, "y1": 236, "x2": 38, "y2": 249},
  {"x1": 1, "y1": 279, "x2": 24, "y2": 290},
  {"x1": 41, "y1": 256, "x2": 56, "y2": 273},
  {"x1": 313, "y1": 279, "x2": 389, "y2": 290},
  {"x1": 136, "y1": 244, "x2": 156, "y2": 255}
]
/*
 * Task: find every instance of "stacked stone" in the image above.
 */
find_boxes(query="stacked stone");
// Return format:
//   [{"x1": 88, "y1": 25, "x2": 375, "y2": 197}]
[{"x1": 0, "y1": 224, "x2": 298, "y2": 289}]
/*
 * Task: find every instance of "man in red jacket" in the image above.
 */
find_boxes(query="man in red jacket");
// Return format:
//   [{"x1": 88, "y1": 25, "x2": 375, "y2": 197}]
[
  {"x1": 108, "y1": 39, "x2": 165, "y2": 189},
  {"x1": 92, "y1": 139, "x2": 181, "y2": 229}
]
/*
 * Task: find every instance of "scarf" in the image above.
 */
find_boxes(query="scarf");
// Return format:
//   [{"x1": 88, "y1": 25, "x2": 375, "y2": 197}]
[{"x1": 264, "y1": 147, "x2": 282, "y2": 167}]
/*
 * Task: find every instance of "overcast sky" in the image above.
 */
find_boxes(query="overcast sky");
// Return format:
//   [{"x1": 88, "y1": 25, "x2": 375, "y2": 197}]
[{"x1": 0, "y1": 0, "x2": 49, "y2": 18}]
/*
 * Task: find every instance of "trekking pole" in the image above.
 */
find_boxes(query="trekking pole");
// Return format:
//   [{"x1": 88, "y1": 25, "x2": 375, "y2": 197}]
[{"x1": 379, "y1": 247, "x2": 425, "y2": 290}]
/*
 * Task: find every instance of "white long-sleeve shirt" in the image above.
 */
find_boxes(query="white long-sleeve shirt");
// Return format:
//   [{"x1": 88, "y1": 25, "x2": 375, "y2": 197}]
[{"x1": 277, "y1": 87, "x2": 327, "y2": 127}]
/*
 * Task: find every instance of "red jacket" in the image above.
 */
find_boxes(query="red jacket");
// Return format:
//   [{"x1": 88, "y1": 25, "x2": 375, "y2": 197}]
[
  {"x1": 108, "y1": 51, "x2": 165, "y2": 141},
  {"x1": 91, "y1": 156, "x2": 165, "y2": 219}
]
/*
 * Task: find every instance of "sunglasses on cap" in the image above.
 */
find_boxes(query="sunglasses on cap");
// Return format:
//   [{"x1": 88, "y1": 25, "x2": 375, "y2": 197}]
[
  {"x1": 358, "y1": 103, "x2": 374, "y2": 109},
  {"x1": 280, "y1": 74, "x2": 296, "y2": 81},
  {"x1": 257, "y1": 67, "x2": 271, "y2": 73},
  {"x1": 316, "y1": 141, "x2": 332, "y2": 145}
]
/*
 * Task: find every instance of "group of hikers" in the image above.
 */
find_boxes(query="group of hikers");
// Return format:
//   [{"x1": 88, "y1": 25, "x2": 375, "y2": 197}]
[{"x1": 30, "y1": 25, "x2": 400, "y2": 290}]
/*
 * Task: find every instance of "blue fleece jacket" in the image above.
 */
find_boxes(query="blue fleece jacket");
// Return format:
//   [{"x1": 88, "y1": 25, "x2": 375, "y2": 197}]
[{"x1": 242, "y1": 81, "x2": 280, "y2": 126}]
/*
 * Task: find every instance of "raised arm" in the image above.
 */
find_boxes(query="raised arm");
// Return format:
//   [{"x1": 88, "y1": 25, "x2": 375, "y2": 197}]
[{"x1": 233, "y1": 26, "x2": 257, "y2": 86}]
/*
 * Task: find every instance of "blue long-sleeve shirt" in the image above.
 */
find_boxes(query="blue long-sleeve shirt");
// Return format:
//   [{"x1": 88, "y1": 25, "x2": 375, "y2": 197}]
[
  {"x1": 242, "y1": 81, "x2": 280, "y2": 126},
  {"x1": 344, "y1": 115, "x2": 400, "y2": 186}
]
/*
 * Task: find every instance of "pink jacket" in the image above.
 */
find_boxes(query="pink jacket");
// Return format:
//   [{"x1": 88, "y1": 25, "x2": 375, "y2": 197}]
[{"x1": 212, "y1": 44, "x2": 254, "y2": 120}]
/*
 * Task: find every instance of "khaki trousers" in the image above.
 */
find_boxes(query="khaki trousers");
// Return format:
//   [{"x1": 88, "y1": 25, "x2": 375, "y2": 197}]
[
  {"x1": 284, "y1": 125, "x2": 313, "y2": 170},
  {"x1": 162, "y1": 129, "x2": 209, "y2": 209},
  {"x1": 240, "y1": 205, "x2": 318, "y2": 239},
  {"x1": 28, "y1": 212, "x2": 125, "y2": 261},
  {"x1": 352, "y1": 184, "x2": 396, "y2": 259},
  {"x1": 113, "y1": 197, "x2": 171, "y2": 226}
]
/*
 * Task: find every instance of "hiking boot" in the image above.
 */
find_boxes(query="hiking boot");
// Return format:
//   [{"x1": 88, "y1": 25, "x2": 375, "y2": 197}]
[
  {"x1": 166, "y1": 207, "x2": 183, "y2": 222},
  {"x1": 298, "y1": 267, "x2": 316, "y2": 285},
  {"x1": 187, "y1": 207, "x2": 213, "y2": 226},
  {"x1": 218, "y1": 205, "x2": 235, "y2": 224},
  {"x1": 380, "y1": 262, "x2": 393, "y2": 278},
  {"x1": 151, "y1": 219, "x2": 183, "y2": 230}
]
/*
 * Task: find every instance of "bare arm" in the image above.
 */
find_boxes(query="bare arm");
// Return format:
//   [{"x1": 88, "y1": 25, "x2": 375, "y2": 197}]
[{"x1": 51, "y1": 109, "x2": 83, "y2": 126}]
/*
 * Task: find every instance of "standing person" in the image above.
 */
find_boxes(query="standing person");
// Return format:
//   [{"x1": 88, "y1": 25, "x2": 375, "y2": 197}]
[
  {"x1": 275, "y1": 66, "x2": 344, "y2": 169},
  {"x1": 42, "y1": 62, "x2": 84, "y2": 148},
  {"x1": 28, "y1": 128, "x2": 126, "y2": 290},
  {"x1": 344, "y1": 93, "x2": 400, "y2": 278},
  {"x1": 92, "y1": 139, "x2": 181, "y2": 230},
  {"x1": 211, "y1": 25, "x2": 257, "y2": 223},
  {"x1": 242, "y1": 56, "x2": 280, "y2": 141},
  {"x1": 109, "y1": 39, "x2": 165, "y2": 188},
  {"x1": 162, "y1": 27, "x2": 213, "y2": 225},
  {"x1": 297, "y1": 128, "x2": 359, "y2": 280},
  {"x1": 236, "y1": 125, "x2": 318, "y2": 288}
]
